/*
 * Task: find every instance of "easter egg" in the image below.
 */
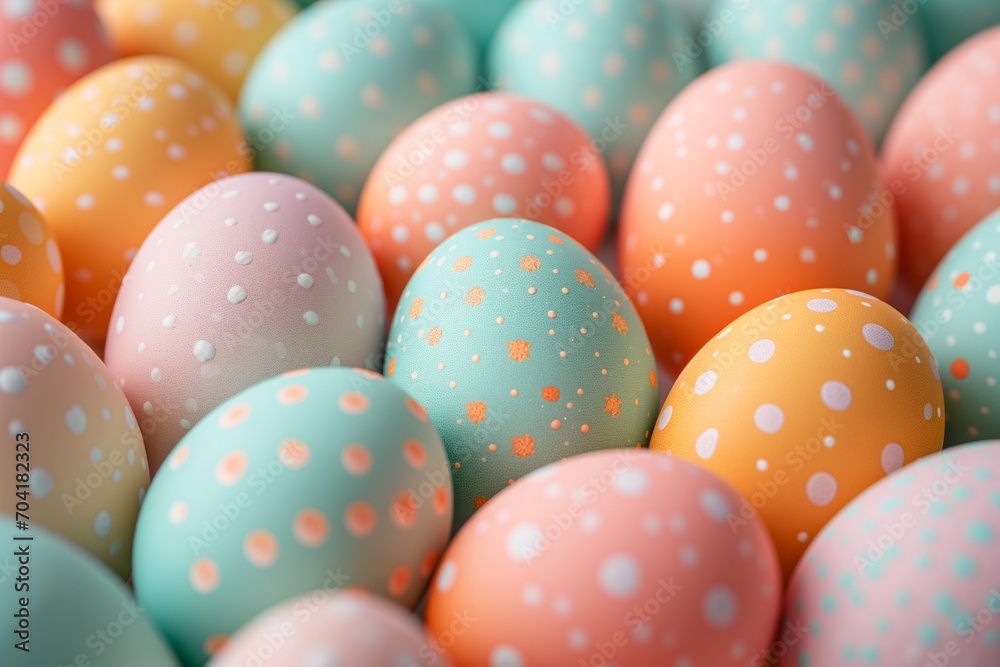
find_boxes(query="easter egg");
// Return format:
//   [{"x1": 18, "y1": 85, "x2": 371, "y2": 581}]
[
  {"x1": 426, "y1": 449, "x2": 782, "y2": 666},
  {"x1": 0, "y1": 521, "x2": 178, "y2": 666},
  {"x1": 96, "y1": 0, "x2": 296, "y2": 100},
  {"x1": 385, "y1": 219, "x2": 659, "y2": 530},
  {"x1": 911, "y1": 208, "x2": 1000, "y2": 448},
  {"x1": 133, "y1": 367, "x2": 453, "y2": 666},
  {"x1": 103, "y1": 172, "x2": 386, "y2": 474},
  {"x1": 0, "y1": 0, "x2": 116, "y2": 177},
  {"x1": 919, "y1": 0, "x2": 1000, "y2": 61},
  {"x1": 489, "y1": 0, "x2": 695, "y2": 205},
  {"x1": 0, "y1": 182, "x2": 63, "y2": 317},
  {"x1": 0, "y1": 296, "x2": 149, "y2": 579},
  {"x1": 415, "y1": 0, "x2": 517, "y2": 56},
  {"x1": 9, "y1": 56, "x2": 250, "y2": 350},
  {"x1": 650, "y1": 288, "x2": 945, "y2": 578},
  {"x1": 358, "y1": 92, "x2": 611, "y2": 309},
  {"x1": 240, "y1": 0, "x2": 477, "y2": 214},
  {"x1": 881, "y1": 26, "x2": 1000, "y2": 294},
  {"x1": 208, "y1": 590, "x2": 453, "y2": 667},
  {"x1": 704, "y1": 0, "x2": 928, "y2": 143},
  {"x1": 780, "y1": 442, "x2": 1000, "y2": 667},
  {"x1": 619, "y1": 60, "x2": 896, "y2": 376}
]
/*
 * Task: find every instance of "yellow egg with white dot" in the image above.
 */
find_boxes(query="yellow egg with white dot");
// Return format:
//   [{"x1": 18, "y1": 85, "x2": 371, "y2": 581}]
[{"x1": 0, "y1": 182, "x2": 64, "y2": 318}]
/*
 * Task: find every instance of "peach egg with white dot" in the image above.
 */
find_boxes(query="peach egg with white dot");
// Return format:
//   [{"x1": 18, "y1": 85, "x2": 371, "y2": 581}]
[
  {"x1": 0, "y1": 182, "x2": 63, "y2": 317},
  {"x1": 207, "y1": 590, "x2": 454, "y2": 667},
  {"x1": 358, "y1": 92, "x2": 611, "y2": 310},
  {"x1": 9, "y1": 56, "x2": 250, "y2": 349},
  {"x1": 619, "y1": 60, "x2": 897, "y2": 376},
  {"x1": 96, "y1": 0, "x2": 296, "y2": 100},
  {"x1": 132, "y1": 368, "x2": 452, "y2": 666},
  {"x1": 239, "y1": 0, "x2": 477, "y2": 214},
  {"x1": 386, "y1": 219, "x2": 659, "y2": 531},
  {"x1": 0, "y1": 297, "x2": 149, "y2": 579},
  {"x1": 426, "y1": 449, "x2": 782, "y2": 666},
  {"x1": 0, "y1": 0, "x2": 116, "y2": 177},
  {"x1": 650, "y1": 288, "x2": 945, "y2": 579},
  {"x1": 103, "y1": 173, "x2": 385, "y2": 474},
  {"x1": 882, "y1": 26, "x2": 1000, "y2": 295}
]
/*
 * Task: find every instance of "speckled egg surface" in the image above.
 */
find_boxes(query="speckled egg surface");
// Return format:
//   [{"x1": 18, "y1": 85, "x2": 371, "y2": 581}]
[
  {"x1": 133, "y1": 367, "x2": 452, "y2": 666},
  {"x1": 426, "y1": 449, "x2": 782, "y2": 666},
  {"x1": 489, "y1": 0, "x2": 695, "y2": 204},
  {"x1": 239, "y1": 0, "x2": 477, "y2": 214},
  {"x1": 209, "y1": 590, "x2": 453, "y2": 667},
  {"x1": 0, "y1": 520, "x2": 178, "y2": 666},
  {"x1": 0, "y1": 0, "x2": 116, "y2": 177},
  {"x1": 619, "y1": 60, "x2": 896, "y2": 376},
  {"x1": 780, "y1": 441, "x2": 1000, "y2": 667},
  {"x1": 10, "y1": 56, "x2": 250, "y2": 349},
  {"x1": 96, "y1": 0, "x2": 297, "y2": 100},
  {"x1": 704, "y1": 0, "x2": 928, "y2": 143},
  {"x1": 651, "y1": 288, "x2": 945, "y2": 579},
  {"x1": 0, "y1": 182, "x2": 63, "y2": 317},
  {"x1": 0, "y1": 297, "x2": 148, "y2": 579},
  {"x1": 386, "y1": 219, "x2": 659, "y2": 530},
  {"x1": 103, "y1": 172, "x2": 385, "y2": 474},
  {"x1": 882, "y1": 26, "x2": 1000, "y2": 293},
  {"x1": 911, "y1": 208, "x2": 1000, "y2": 448},
  {"x1": 358, "y1": 92, "x2": 610, "y2": 309}
]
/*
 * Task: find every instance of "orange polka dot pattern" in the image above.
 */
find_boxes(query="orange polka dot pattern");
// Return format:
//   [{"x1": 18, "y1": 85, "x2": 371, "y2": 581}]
[
  {"x1": 650, "y1": 288, "x2": 945, "y2": 579},
  {"x1": 132, "y1": 368, "x2": 452, "y2": 667},
  {"x1": 0, "y1": 182, "x2": 63, "y2": 317}
]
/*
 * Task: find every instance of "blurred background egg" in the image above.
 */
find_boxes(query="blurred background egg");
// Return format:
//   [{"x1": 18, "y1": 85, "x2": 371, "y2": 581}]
[
  {"x1": 489, "y1": 0, "x2": 695, "y2": 206},
  {"x1": 426, "y1": 450, "x2": 782, "y2": 666},
  {"x1": 358, "y1": 92, "x2": 610, "y2": 309},
  {"x1": 781, "y1": 441, "x2": 1000, "y2": 667},
  {"x1": 651, "y1": 288, "x2": 945, "y2": 578},
  {"x1": 0, "y1": 0, "x2": 116, "y2": 178},
  {"x1": 0, "y1": 182, "x2": 63, "y2": 317},
  {"x1": 704, "y1": 0, "x2": 928, "y2": 144},
  {"x1": 386, "y1": 219, "x2": 659, "y2": 530},
  {"x1": 919, "y1": 0, "x2": 1000, "y2": 61},
  {"x1": 619, "y1": 61, "x2": 896, "y2": 376},
  {"x1": 881, "y1": 26, "x2": 1000, "y2": 297},
  {"x1": 96, "y1": 0, "x2": 296, "y2": 100},
  {"x1": 9, "y1": 56, "x2": 250, "y2": 350},
  {"x1": 0, "y1": 521, "x2": 178, "y2": 666},
  {"x1": 104, "y1": 172, "x2": 385, "y2": 474},
  {"x1": 209, "y1": 590, "x2": 452, "y2": 667},
  {"x1": 133, "y1": 368, "x2": 452, "y2": 666},
  {"x1": 0, "y1": 297, "x2": 148, "y2": 578},
  {"x1": 911, "y1": 207, "x2": 1000, "y2": 448},
  {"x1": 416, "y1": 0, "x2": 517, "y2": 58},
  {"x1": 239, "y1": 0, "x2": 477, "y2": 215}
]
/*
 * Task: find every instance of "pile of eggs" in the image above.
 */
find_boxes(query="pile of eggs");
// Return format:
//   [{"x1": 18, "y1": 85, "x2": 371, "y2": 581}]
[{"x1": 2, "y1": 0, "x2": 1000, "y2": 665}]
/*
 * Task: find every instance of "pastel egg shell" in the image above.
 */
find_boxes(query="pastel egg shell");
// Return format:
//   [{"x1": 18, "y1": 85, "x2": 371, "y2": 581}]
[
  {"x1": 426, "y1": 449, "x2": 782, "y2": 666},
  {"x1": 132, "y1": 367, "x2": 453, "y2": 667},
  {"x1": 619, "y1": 60, "x2": 897, "y2": 376},
  {"x1": 911, "y1": 206, "x2": 1000, "y2": 448},
  {"x1": 0, "y1": 181, "x2": 64, "y2": 317},
  {"x1": 239, "y1": 0, "x2": 478, "y2": 215},
  {"x1": 358, "y1": 91, "x2": 611, "y2": 310},
  {"x1": 9, "y1": 55, "x2": 251, "y2": 350},
  {"x1": 385, "y1": 219, "x2": 660, "y2": 531},
  {"x1": 208, "y1": 590, "x2": 454, "y2": 667},
  {"x1": 0, "y1": 0, "x2": 116, "y2": 177},
  {"x1": 881, "y1": 26, "x2": 1000, "y2": 293},
  {"x1": 919, "y1": 0, "x2": 1000, "y2": 61},
  {"x1": 489, "y1": 0, "x2": 696, "y2": 205},
  {"x1": 96, "y1": 0, "x2": 297, "y2": 100},
  {"x1": 704, "y1": 0, "x2": 929, "y2": 143},
  {"x1": 780, "y1": 441, "x2": 1000, "y2": 667},
  {"x1": 415, "y1": 0, "x2": 519, "y2": 56},
  {"x1": 103, "y1": 172, "x2": 386, "y2": 475},
  {"x1": 0, "y1": 296, "x2": 149, "y2": 579},
  {"x1": 651, "y1": 288, "x2": 945, "y2": 579},
  {"x1": 0, "y1": 520, "x2": 179, "y2": 666}
]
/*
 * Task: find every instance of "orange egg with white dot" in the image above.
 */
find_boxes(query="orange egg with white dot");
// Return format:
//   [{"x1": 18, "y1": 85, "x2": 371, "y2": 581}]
[
  {"x1": 9, "y1": 56, "x2": 250, "y2": 350},
  {"x1": 0, "y1": 182, "x2": 63, "y2": 317},
  {"x1": 650, "y1": 288, "x2": 944, "y2": 579}
]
